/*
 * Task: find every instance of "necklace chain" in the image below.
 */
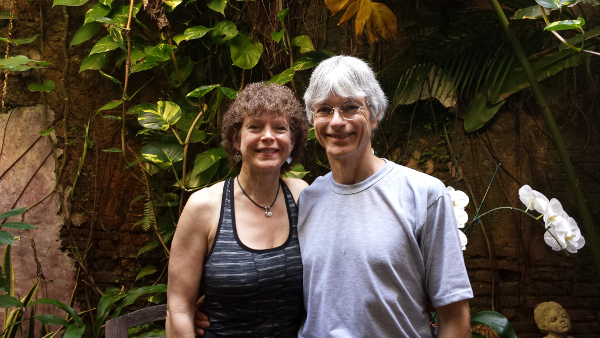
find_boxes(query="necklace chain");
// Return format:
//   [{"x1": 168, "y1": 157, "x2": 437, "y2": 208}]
[{"x1": 236, "y1": 176, "x2": 280, "y2": 218}]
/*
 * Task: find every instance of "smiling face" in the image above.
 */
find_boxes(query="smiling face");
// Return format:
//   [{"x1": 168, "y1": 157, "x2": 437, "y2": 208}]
[
  {"x1": 236, "y1": 114, "x2": 294, "y2": 173},
  {"x1": 543, "y1": 307, "x2": 571, "y2": 336},
  {"x1": 312, "y1": 95, "x2": 377, "y2": 163}
]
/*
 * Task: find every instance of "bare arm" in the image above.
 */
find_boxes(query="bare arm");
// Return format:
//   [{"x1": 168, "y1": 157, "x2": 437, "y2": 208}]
[
  {"x1": 282, "y1": 177, "x2": 309, "y2": 204},
  {"x1": 435, "y1": 300, "x2": 471, "y2": 338},
  {"x1": 166, "y1": 188, "x2": 218, "y2": 338}
]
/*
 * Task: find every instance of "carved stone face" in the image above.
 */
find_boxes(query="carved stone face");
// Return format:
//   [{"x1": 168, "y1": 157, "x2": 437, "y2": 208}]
[{"x1": 543, "y1": 307, "x2": 571, "y2": 335}]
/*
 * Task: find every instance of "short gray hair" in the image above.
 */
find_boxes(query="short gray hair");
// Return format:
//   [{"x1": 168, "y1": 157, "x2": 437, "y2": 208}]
[{"x1": 304, "y1": 55, "x2": 388, "y2": 125}]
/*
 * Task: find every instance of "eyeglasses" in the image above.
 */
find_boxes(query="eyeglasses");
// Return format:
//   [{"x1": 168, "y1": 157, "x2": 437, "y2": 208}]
[{"x1": 311, "y1": 104, "x2": 367, "y2": 121}]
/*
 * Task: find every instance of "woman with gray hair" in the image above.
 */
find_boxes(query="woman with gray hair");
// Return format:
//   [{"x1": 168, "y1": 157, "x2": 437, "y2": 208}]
[{"x1": 297, "y1": 55, "x2": 473, "y2": 337}]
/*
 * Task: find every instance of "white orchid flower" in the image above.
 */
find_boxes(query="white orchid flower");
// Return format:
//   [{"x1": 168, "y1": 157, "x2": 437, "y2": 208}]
[
  {"x1": 518, "y1": 185, "x2": 549, "y2": 214},
  {"x1": 543, "y1": 198, "x2": 569, "y2": 229},
  {"x1": 544, "y1": 222, "x2": 568, "y2": 251},
  {"x1": 447, "y1": 186, "x2": 469, "y2": 209},
  {"x1": 563, "y1": 217, "x2": 585, "y2": 253},
  {"x1": 455, "y1": 208, "x2": 468, "y2": 229},
  {"x1": 458, "y1": 230, "x2": 468, "y2": 251}
]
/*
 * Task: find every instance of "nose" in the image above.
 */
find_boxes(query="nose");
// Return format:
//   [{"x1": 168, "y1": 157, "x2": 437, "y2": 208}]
[
  {"x1": 261, "y1": 126, "x2": 275, "y2": 140},
  {"x1": 329, "y1": 108, "x2": 347, "y2": 128}
]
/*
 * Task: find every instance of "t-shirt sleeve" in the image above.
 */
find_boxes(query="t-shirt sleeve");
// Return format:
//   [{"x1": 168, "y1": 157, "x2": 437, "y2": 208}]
[{"x1": 421, "y1": 188, "x2": 473, "y2": 308}]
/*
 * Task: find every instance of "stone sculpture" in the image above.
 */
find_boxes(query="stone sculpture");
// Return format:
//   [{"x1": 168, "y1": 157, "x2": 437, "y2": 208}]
[{"x1": 534, "y1": 301, "x2": 573, "y2": 338}]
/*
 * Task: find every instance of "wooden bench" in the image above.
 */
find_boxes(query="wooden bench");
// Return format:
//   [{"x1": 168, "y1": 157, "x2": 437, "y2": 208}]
[{"x1": 105, "y1": 304, "x2": 167, "y2": 338}]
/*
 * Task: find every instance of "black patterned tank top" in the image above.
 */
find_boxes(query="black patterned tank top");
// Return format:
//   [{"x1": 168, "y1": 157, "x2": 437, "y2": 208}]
[{"x1": 199, "y1": 177, "x2": 304, "y2": 337}]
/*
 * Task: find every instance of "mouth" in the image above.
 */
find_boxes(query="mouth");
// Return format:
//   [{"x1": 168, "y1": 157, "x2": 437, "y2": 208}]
[
  {"x1": 328, "y1": 133, "x2": 353, "y2": 139},
  {"x1": 257, "y1": 149, "x2": 278, "y2": 154}
]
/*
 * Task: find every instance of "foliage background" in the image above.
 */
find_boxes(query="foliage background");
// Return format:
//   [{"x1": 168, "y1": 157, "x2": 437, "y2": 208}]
[{"x1": 0, "y1": 0, "x2": 599, "y2": 336}]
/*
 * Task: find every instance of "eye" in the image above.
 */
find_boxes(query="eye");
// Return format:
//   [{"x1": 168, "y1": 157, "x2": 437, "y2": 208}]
[
  {"x1": 343, "y1": 104, "x2": 360, "y2": 111},
  {"x1": 247, "y1": 125, "x2": 260, "y2": 130},
  {"x1": 551, "y1": 317, "x2": 557, "y2": 322},
  {"x1": 316, "y1": 107, "x2": 332, "y2": 114}
]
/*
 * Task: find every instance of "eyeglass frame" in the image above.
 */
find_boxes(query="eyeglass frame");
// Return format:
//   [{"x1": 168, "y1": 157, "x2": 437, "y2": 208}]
[{"x1": 310, "y1": 104, "x2": 369, "y2": 121}]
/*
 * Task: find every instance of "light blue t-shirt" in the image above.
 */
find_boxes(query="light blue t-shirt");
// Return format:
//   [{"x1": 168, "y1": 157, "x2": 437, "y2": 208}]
[{"x1": 297, "y1": 159, "x2": 473, "y2": 337}]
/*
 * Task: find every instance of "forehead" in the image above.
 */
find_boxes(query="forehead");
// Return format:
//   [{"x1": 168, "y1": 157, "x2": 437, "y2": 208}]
[
  {"x1": 546, "y1": 307, "x2": 567, "y2": 317},
  {"x1": 242, "y1": 113, "x2": 289, "y2": 124},
  {"x1": 315, "y1": 96, "x2": 366, "y2": 106}
]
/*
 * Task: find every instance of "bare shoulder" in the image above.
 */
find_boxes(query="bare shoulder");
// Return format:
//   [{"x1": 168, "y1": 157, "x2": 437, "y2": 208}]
[
  {"x1": 177, "y1": 181, "x2": 225, "y2": 236},
  {"x1": 282, "y1": 177, "x2": 309, "y2": 203}
]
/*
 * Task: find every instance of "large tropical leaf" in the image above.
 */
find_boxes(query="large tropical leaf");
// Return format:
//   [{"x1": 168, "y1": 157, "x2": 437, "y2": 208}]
[
  {"x1": 471, "y1": 311, "x2": 517, "y2": 338},
  {"x1": 229, "y1": 35, "x2": 263, "y2": 69},
  {"x1": 141, "y1": 142, "x2": 184, "y2": 168},
  {"x1": 138, "y1": 101, "x2": 182, "y2": 130}
]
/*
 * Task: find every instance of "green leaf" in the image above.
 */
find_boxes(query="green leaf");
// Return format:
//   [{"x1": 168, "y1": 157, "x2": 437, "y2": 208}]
[
  {"x1": 90, "y1": 35, "x2": 120, "y2": 55},
  {"x1": 0, "y1": 55, "x2": 46, "y2": 72},
  {"x1": 219, "y1": 86, "x2": 237, "y2": 99},
  {"x1": 28, "y1": 80, "x2": 55, "y2": 92},
  {"x1": 544, "y1": 18, "x2": 585, "y2": 31},
  {"x1": 138, "y1": 101, "x2": 182, "y2": 130},
  {"x1": 193, "y1": 147, "x2": 227, "y2": 173},
  {"x1": 0, "y1": 295, "x2": 23, "y2": 308},
  {"x1": 270, "y1": 30, "x2": 285, "y2": 43},
  {"x1": 102, "y1": 148, "x2": 123, "y2": 153},
  {"x1": 109, "y1": 3, "x2": 142, "y2": 25},
  {"x1": 130, "y1": 43, "x2": 173, "y2": 73},
  {"x1": 308, "y1": 127, "x2": 315, "y2": 140},
  {"x1": 268, "y1": 68, "x2": 295, "y2": 85},
  {"x1": 136, "y1": 329, "x2": 166, "y2": 338},
  {"x1": 101, "y1": 115, "x2": 121, "y2": 120},
  {"x1": 560, "y1": 26, "x2": 600, "y2": 50},
  {"x1": 211, "y1": 20, "x2": 238, "y2": 44},
  {"x1": 489, "y1": 45, "x2": 591, "y2": 103},
  {"x1": 291, "y1": 50, "x2": 334, "y2": 71},
  {"x1": 464, "y1": 93, "x2": 506, "y2": 132},
  {"x1": 0, "y1": 231, "x2": 16, "y2": 245},
  {"x1": 173, "y1": 25, "x2": 213, "y2": 45},
  {"x1": 207, "y1": 0, "x2": 228, "y2": 14},
  {"x1": 99, "y1": 0, "x2": 112, "y2": 7},
  {"x1": 277, "y1": 8, "x2": 289, "y2": 24},
  {"x1": 84, "y1": 3, "x2": 111, "y2": 24},
  {"x1": 282, "y1": 163, "x2": 308, "y2": 179},
  {"x1": 471, "y1": 311, "x2": 517, "y2": 338},
  {"x1": 0, "y1": 12, "x2": 12, "y2": 20},
  {"x1": 137, "y1": 241, "x2": 159, "y2": 256},
  {"x1": 53, "y1": 0, "x2": 90, "y2": 6},
  {"x1": 178, "y1": 129, "x2": 207, "y2": 144},
  {"x1": 70, "y1": 22, "x2": 101, "y2": 47},
  {"x1": 511, "y1": 5, "x2": 551, "y2": 19},
  {"x1": 39, "y1": 128, "x2": 53, "y2": 136},
  {"x1": 1, "y1": 222, "x2": 35, "y2": 230},
  {"x1": 163, "y1": 0, "x2": 183, "y2": 11},
  {"x1": 99, "y1": 70, "x2": 122, "y2": 85},
  {"x1": 63, "y1": 324, "x2": 85, "y2": 338},
  {"x1": 187, "y1": 84, "x2": 219, "y2": 98},
  {"x1": 141, "y1": 142, "x2": 184, "y2": 168},
  {"x1": 95, "y1": 288, "x2": 127, "y2": 335},
  {"x1": 79, "y1": 52, "x2": 109, "y2": 72},
  {"x1": 229, "y1": 35, "x2": 263, "y2": 69},
  {"x1": 109, "y1": 24, "x2": 124, "y2": 47},
  {"x1": 95, "y1": 100, "x2": 123, "y2": 115},
  {"x1": 535, "y1": 0, "x2": 576, "y2": 9},
  {"x1": 127, "y1": 103, "x2": 156, "y2": 115},
  {"x1": 32, "y1": 314, "x2": 69, "y2": 326},
  {"x1": 291, "y1": 35, "x2": 315, "y2": 53},
  {"x1": 0, "y1": 34, "x2": 38, "y2": 46},
  {"x1": 28, "y1": 298, "x2": 84, "y2": 326},
  {"x1": 112, "y1": 285, "x2": 167, "y2": 318},
  {"x1": 131, "y1": 195, "x2": 145, "y2": 205},
  {"x1": 0, "y1": 207, "x2": 26, "y2": 220},
  {"x1": 135, "y1": 265, "x2": 158, "y2": 281}
]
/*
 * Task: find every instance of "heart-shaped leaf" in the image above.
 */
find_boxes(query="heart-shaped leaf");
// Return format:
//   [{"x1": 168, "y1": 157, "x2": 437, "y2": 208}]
[
  {"x1": 138, "y1": 101, "x2": 181, "y2": 130},
  {"x1": 141, "y1": 142, "x2": 184, "y2": 168},
  {"x1": 229, "y1": 35, "x2": 263, "y2": 69}
]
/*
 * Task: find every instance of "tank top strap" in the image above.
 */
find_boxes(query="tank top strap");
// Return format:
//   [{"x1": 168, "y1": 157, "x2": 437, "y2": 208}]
[{"x1": 279, "y1": 179, "x2": 298, "y2": 232}]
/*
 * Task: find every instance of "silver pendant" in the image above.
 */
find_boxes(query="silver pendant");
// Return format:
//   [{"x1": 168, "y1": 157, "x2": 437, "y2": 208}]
[{"x1": 265, "y1": 206, "x2": 272, "y2": 217}]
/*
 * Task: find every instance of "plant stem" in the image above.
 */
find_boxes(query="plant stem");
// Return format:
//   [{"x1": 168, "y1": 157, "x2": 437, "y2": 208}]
[
  {"x1": 121, "y1": 0, "x2": 136, "y2": 154},
  {"x1": 488, "y1": 0, "x2": 600, "y2": 280}
]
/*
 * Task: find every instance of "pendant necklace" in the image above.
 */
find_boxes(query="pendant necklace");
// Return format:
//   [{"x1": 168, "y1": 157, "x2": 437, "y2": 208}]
[{"x1": 237, "y1": 176, "x2": 280, "y2": 217}]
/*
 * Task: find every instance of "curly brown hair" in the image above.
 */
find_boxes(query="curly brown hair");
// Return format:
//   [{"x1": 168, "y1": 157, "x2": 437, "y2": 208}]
[{"x1": 221, "y1": 82, "x2": 309, "y2": 172}]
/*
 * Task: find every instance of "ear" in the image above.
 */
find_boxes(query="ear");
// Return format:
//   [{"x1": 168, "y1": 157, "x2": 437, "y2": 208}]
[
  {"x1": 370, "y1": 117, "x2": 378, "y2": 130},
  {"x1": 233, "y1": 128, "x2": 241, "y2": 151}
]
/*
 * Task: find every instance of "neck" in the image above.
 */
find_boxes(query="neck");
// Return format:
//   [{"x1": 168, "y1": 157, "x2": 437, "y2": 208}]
[
  {"x1": 237, "y1": 167, "x2": 281, "y2": 205},
  {"x1": 328, "y1": 151, "x2": 384, "y2": 185}
]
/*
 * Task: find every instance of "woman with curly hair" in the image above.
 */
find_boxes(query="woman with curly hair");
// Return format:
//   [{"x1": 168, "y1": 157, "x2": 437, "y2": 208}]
[{"x1": 166, "y1": 82, "x2": 309, "y2": 338}]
